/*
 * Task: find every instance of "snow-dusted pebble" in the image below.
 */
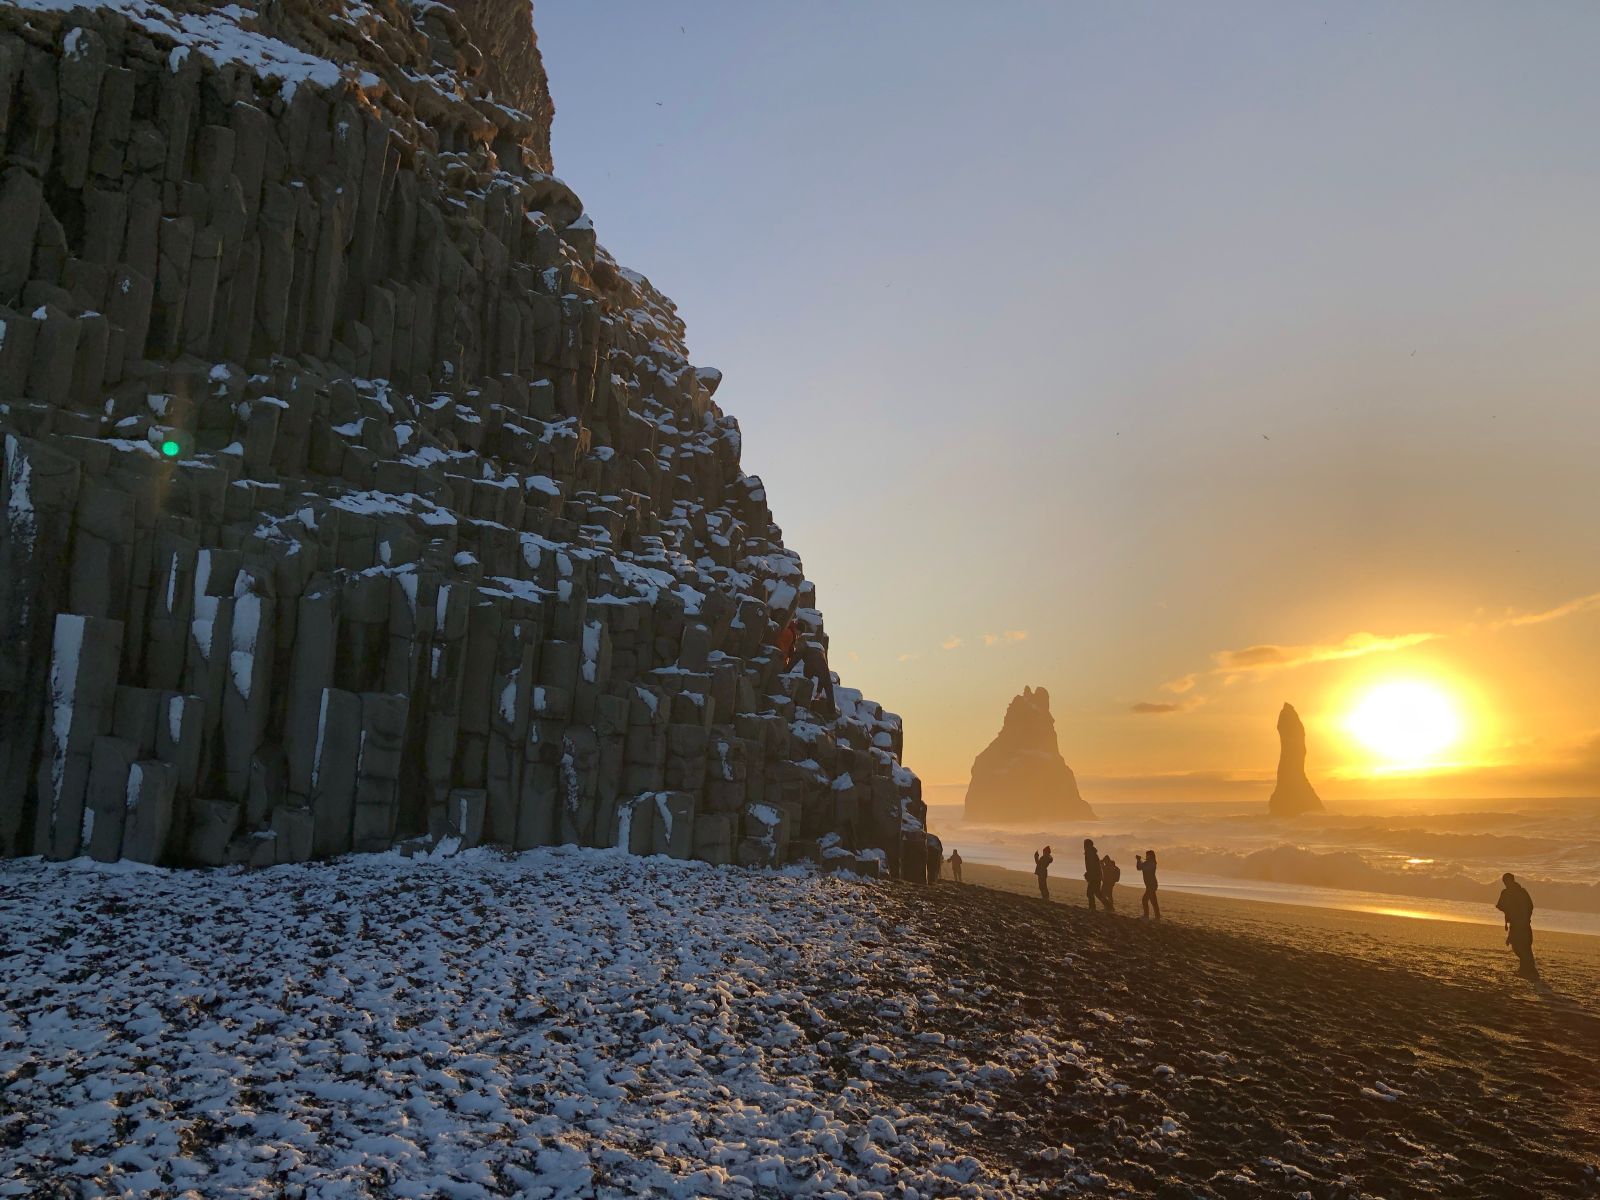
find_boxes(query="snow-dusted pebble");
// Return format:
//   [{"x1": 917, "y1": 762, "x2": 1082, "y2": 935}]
[{"x1": 0, "y1": 849, "x2": 1110, "y2": 1198}]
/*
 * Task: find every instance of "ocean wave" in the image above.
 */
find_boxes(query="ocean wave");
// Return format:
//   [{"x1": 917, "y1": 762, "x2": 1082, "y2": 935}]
[{"x1": 1153, "y1": 843, "x2": 1600, "y2": 915}]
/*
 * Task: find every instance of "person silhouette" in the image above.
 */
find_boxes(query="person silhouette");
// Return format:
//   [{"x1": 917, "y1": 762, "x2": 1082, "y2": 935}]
[
  {"x1": 1033, "y1": 845, "x2": 1053, "y2": 900},
  {"x1": 1099, "y1": 854, "x2": 1120, "y2": 911},
  {"x1": 1083, "y1": 839, "x2": 1101, "y2": 911},
  {"x1": 1495, "y1": 872, "x2": 1539, "y2": 982},
  {"x1": 949, "y1": 849, "x2": 963, "y2": 883},
  {"x1": 1136, "y1": 849, "x2": 1161, "y2": 919}
]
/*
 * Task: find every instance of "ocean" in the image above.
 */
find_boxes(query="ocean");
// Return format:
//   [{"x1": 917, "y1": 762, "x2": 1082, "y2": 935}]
[{"x1": 925, "y1": 795, "x2": 1600, "y2": 937}]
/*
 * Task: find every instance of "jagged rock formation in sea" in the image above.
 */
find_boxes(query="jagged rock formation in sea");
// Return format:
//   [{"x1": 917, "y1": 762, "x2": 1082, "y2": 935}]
[
  {"x1": 964, "y1": 686, "x2": 1095, "y2": 823},
  {"x1": 1267, "y1": 702, "x2": 1322, "y2": 817},
  {"x1": 0, "y1": 0, "x2": 922, "y2": 873}
]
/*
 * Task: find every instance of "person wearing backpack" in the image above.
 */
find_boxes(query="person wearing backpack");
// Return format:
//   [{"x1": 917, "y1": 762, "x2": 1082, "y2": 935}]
[{"x1": 1099, "y1": 854, "x2": 1122, "y2": 912}]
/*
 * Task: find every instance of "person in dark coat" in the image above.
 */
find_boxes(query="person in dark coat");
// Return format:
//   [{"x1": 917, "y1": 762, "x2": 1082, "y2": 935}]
[
  {"x1": 948, "y1": 849, "x2": 963, "y2": 883},
  {"x1": 1033, "y1": 845, "x2": 1053, "y2": 900},
  {"x1": 1495, "y1": 872, "x2": 1539, "y2": 981},
  {"x1": 926, "y1": 835, "x2": 944, "y2": 883},
  {"x1": 1136, "y1": 849, "x2": 1161, "y2": 919},
  {"x1": 1083, "y1": 839, "x2": 1102, "y2": 911}
]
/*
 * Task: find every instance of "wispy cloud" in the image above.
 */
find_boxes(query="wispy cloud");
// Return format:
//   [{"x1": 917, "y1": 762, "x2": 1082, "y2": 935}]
[
  {"x1": 1213, "y1": 630, "x2": 1443, "y2": 675},
  {"x1": 898, "y1": 630, "x2": 1029, "y2": 659},
  {"x1": 1483, "y1": 590, "x2": 1600, "y2": 631},
  {"x1": 1130, "y1": 697, "x2": 1203, "y2": 715},
  {"x1": 1138, "y1": 585, "x2": 1600, "y2": 715},
  {"x1": 981, "y1": 630, "x2": 1029, "y2": 646}
]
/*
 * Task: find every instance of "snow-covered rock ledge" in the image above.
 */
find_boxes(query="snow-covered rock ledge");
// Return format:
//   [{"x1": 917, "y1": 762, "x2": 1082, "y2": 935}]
[{"x1": 0, "y1": 849, "x2": 1081, "y2": 1197}]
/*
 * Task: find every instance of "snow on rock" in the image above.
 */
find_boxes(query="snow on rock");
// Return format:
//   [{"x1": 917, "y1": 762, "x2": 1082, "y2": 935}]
[
  {"x1": 12, "y1": 0, "x2": 342, "y2": 95},
  {"x1": 0, "y1": 850, "x2": 1088, "y2": 1196},
  {"x1": 0, "y1": 0, "x2": 921, "y2": 870}
]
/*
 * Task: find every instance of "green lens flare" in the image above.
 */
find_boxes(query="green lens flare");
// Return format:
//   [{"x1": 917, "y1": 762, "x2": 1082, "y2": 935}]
[{"x1": 160, "y1": 439, "x2": 181, "y2": 458}]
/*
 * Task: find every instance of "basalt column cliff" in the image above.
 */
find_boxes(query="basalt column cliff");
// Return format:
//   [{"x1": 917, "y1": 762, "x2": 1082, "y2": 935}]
[{"x1": 0, "y1": 0, "x2": 923, "y2": 873}]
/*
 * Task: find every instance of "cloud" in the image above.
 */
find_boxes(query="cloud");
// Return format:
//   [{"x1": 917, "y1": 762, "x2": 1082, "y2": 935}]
[
  {"x1": 1484, "y1": 590, "x2": 1600, "y2": 631},
  {"x1": 1139, "y1": 583, "x2": 1600, "y2": 715},
  {"x1": 980, "y1": 631, "x2": 1028, "y2": 647},
  {"x1": 1131, "y1": 696, "x2": 1203, "y2": 715},
  {"x1": 897, "y1": 630, "x2": 1028, "y2": 659},
  {"x1": 1212, "y1": 630, "x2": 1442, "y2": 675}
]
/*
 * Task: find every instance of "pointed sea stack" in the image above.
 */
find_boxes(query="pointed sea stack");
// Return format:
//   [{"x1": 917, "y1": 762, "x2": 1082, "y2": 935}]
[
  {"x1": 964, "y1": 687, "x2": 1096, "y2": 822},
  {"x1": 1268, "y1": 702, "x2": 1324, "y2": 816}
]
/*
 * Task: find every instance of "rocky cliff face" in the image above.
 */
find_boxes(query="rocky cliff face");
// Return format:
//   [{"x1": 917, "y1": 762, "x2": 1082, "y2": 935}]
[
  {"x1": 1268, "y1": 702, "x2": 1322, "y2": 817},
  {"x1": 964, "y1": 686, "x2": 1095, "y2": 823},
  {"x1": 0, "y1": 0, "x2": 921, "y2": 873}
]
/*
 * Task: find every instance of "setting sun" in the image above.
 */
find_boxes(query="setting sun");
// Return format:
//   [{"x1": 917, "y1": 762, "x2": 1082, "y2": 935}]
[{"x1": 1345, "y1": 680, "x2": 1464, "y2": 768}]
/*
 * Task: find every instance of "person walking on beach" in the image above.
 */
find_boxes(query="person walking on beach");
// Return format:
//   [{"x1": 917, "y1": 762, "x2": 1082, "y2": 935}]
[
  {"x1": 1099, "y1": 854, "x2": 1121, "y2": 912},
  {"x1": 1083, "y1": 839, "x2": 1102, "y2": 911},
  {"x1": 949, "y1": 849, "x2": 963, "y2": 883},
  {"x1": 1034, "y1": 845, "x2": 1053, "y2": 900},
  {"x1": 1136, "y1": 849, "x2": 1161, "y2": 920},
  {"x1": 1495, "y1": 872, "x2": 1539, "y2": 982}
]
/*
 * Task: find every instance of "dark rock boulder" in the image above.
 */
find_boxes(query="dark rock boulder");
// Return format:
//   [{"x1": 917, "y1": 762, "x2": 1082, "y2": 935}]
[{"x1": 964, "y1": 686, "x2": 1095, "y2": 823}]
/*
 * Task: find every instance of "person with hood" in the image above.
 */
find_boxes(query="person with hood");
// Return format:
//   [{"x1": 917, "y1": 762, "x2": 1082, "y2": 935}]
[
  {"x1": 1136, "y1": 849, "x2": 1161, "y2": 920},
  {"x1": 1495, "y1": 872, "x2": 1540, "y2": 982},
  {"x1": 1083, "y1": 839, "x2": 1102, "y2": 911},
  {"x1": 1033, "y1": 845, "x2": 1053, "y2": 900},
  {"x1": 948, "y1": 848, "x2": 963, "y2": 883},
  {"x1": 1099, "y1": 854, "x2": 1121, "y2": 912}
]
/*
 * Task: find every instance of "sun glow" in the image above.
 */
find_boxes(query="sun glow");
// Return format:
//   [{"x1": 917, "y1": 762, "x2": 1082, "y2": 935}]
[{"x1": 1344, "y1": 680, "x2": 1463, "y2": 769}]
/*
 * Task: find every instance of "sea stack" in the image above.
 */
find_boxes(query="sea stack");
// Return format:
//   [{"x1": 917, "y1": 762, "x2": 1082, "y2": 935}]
[
  {"x1": 964, "y1": 686, "x2": 1096, "y2": 822},
  {"x1": 1268, "y1": 702, "x2": 1324, "y2": 816}
]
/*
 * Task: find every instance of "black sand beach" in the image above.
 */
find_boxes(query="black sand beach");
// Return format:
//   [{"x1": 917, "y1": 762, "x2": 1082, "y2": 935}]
[{"x1": 867, "y1": 865, "x2": 1599, "y2": 1196}]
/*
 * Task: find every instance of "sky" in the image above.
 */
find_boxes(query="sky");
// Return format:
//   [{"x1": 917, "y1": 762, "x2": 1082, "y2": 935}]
[{"x1": 535, "y1": 2, "x2": 1600, "y2": 802}]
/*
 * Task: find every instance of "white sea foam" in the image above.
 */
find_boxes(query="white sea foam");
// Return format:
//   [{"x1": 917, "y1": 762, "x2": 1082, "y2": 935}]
[{"x1": 928, "y1": 796, "x2": 1600, "y2": 934}]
